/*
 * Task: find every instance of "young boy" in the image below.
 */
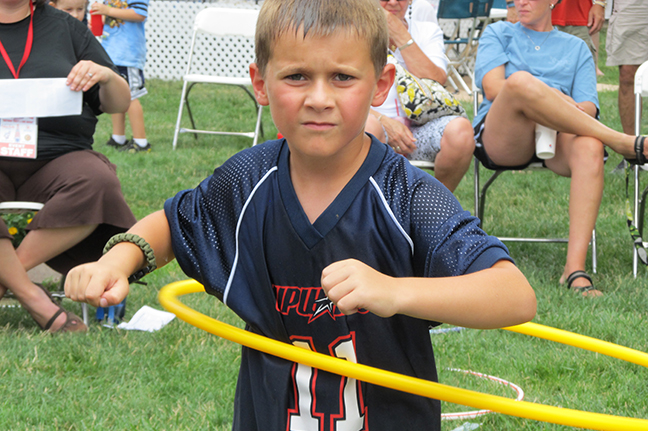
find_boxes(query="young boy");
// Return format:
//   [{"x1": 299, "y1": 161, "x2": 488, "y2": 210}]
[
  {"x1": 91, "y1": 0, "x2": 151, "y2": 153},
  {"x1": 65, "y1": 0, "x2": 536, "y2": 429},
  {"x1": 49, "y1": 0, "x2": 87, "y2": 22}
]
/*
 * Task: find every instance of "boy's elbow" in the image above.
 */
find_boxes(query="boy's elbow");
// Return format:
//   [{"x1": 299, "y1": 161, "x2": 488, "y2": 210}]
[
  {"x1": 519, "y1": 289, "x2": 537, "y2": 323},
  {"x1": 513, "y1": 281, "x2": 537, "y2": 325}
]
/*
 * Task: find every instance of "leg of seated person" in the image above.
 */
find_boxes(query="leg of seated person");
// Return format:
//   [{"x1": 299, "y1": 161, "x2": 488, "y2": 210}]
[
  {"x1": 0, "y1": 238, "x2": 68, "y2": 331},
  {"x1": 482, "y1": 71, "x2": 640, "y2": 162},
  {"x1": 434, "y1": 117, "x2": 475, "y2": 192},
  {"x1": 0, "y1": 168, "x2": 14, "y2": 302},
  {"x1": 545, "y1": 133, "x2": 604, "y2": 297},
  {"x1": 15, "y1": 224, "x2": 98, "y2": 272}
]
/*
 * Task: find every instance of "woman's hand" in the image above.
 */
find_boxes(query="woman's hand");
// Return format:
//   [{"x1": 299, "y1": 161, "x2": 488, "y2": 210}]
[
  {"x1": 380, "y1": 115, "x2": 417, "y2": 155},
  {"x1": 66, "y1": 60, "x2": 131, "y2": 113},
  {"x1": 66, "y1": 60, "x2": 113, "y2": 92},
  {"x1": 382, "y1": 7, "x2": 411, "y2": 50}
]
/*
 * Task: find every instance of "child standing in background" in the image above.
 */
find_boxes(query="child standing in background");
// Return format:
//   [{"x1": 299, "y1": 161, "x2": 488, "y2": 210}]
[
  {"x1": 91, "y1": 0, "x2": 151, "y2": 153},
  {"x1": 49, "y1": 0, "x2": 87, "y2": 22}
]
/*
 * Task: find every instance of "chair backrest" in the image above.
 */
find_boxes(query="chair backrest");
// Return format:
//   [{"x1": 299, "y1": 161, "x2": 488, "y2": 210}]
[
  {"x1": 194, "y1": 7, "x2": 259, "y2": 38},
  {"x1": 476, "y1": 0, "x2": 494, "y2": 17},
  {"x1": 437, "y1": 0, "x2": 479, "y2": 19},
  {"x1": 185, "y1": 8, "x2": 259, "y2": 79},
  {"x1": 635, "y1": 60, "x2": 648, "y2": 98}
]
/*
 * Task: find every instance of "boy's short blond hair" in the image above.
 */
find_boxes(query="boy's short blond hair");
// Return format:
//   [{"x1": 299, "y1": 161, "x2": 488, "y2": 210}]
[{"x1": 255, "y1": 0, "x2": 389, "y2": 78}]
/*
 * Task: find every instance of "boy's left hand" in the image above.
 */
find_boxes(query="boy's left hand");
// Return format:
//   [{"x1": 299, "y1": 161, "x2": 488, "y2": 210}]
[{"x1": 321, "y1": 259, "x2": 399, "y2": 318}]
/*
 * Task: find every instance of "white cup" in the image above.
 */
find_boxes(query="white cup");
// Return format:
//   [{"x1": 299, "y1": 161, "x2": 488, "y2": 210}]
[{"x1": 535, "y1": 124, "x2": 557, "y2": 160}]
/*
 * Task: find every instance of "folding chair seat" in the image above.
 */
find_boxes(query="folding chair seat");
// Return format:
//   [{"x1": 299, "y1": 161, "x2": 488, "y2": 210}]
[
  {"x1": 437, "y1": 0, "x2": 493, "y2": 94},
  {"x1": 472, "y1": 92, "x2": 598, "y2": 273},
  {"x1": 172, "y1": 8, "x2": 263, "y2": 150},
  {"x1": 409, "y1": 160, "x2": 435, "y2": 170},
  {"x1": 626, "y1": 60, "x2": 648, "y2": 277},
  {"x1": 0, "y1": 201, "x2": 89, "y2": 325}
]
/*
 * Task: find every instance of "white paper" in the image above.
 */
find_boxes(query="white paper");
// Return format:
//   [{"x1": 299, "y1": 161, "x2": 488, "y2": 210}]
[
  {"x1": 0, "y1": 78, "x2": 83, "y2": 118},
  {"x1": 117, "y1": 305, "x2": 176, "y2": 332}
]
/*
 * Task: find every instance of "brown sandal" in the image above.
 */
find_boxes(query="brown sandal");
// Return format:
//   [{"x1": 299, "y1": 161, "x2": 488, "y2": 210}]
[
  {"x1": 40, "y1": 307, "x2": 87, "y2": 333},
  {"x1": 35, "y1": 283, "x2": 87, "y2": 333}
]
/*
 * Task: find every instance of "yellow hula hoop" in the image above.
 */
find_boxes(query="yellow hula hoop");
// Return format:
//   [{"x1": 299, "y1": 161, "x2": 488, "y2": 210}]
[{"x1": 158, "y1": 279, "x2": 648, "y2": 431}]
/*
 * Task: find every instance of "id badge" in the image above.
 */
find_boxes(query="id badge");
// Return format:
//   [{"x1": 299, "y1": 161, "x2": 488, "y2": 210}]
[{"x1": 0, "y1": 117, "x2": 37, "y2": 159}]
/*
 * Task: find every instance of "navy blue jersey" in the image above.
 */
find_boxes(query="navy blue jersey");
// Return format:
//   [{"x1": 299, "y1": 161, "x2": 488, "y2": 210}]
[{"x1": 165, "y1": 136, "x2": 512, "y2": 431}]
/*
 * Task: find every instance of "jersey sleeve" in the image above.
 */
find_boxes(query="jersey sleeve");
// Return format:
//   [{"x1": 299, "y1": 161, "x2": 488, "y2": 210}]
[
  {"x1": 409, "y1": 178, "x2": 512, "y2": 278},
  {"x1": 164, "y1": 142, "x2": 282, "y2": 299}
]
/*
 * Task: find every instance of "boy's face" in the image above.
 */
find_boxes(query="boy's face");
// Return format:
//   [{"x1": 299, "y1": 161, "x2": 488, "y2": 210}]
[
  {"x1": 250, "y1": 29, "x2": 393, "y2": 160},
  {"x1": 52, "y1": 0, "x2": 86, "y2": 21}
]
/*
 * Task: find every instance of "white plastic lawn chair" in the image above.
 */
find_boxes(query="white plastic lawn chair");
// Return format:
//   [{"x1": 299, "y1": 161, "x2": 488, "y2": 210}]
[{"x1": 172, "y1": 8, "x2": 263, "y2": 150}]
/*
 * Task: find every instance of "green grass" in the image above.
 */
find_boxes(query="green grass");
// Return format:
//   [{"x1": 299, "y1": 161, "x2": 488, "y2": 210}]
[{"x1": 2, "y1": 28, "x2": 648, "y2": 430}]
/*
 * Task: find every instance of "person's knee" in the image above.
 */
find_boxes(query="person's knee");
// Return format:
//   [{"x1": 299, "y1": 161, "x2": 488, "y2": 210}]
[
  {"x1": 440, "y1": 118, "x2": 475, "y2": 160},
  {"x1": 504, "y1": 71, "x2": 543, "y2": 98},
  {"x1": 572, "y1": 137, "x2": 605, "y2": 173},
  {"x1": 619, "y1": 65, "x2": 638, "y2": 87}
]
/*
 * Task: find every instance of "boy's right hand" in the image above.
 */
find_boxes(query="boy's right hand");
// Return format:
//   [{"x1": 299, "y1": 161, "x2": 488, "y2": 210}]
[
  {"x1": 89, "y1": 2, "x2": 108, "y2": 16},
  {"x1": 64, "y1": 262, "x2": 130, "y2": 308}
]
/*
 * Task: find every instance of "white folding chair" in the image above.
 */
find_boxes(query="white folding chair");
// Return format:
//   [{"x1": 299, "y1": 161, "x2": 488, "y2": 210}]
[
  {"x1": 629, "y1": 60, "x2": 648, "y2": 277},
  {"x1": 472, "y1": 91, "x2": 598, "y2": 273},
  {"x1": 438, "y1": 0, "x2": 493, "y2": 94},
  {"x1": 172, "y1": 8, "x2": 263, "y2": 150},
  {"x1": 0, "y1": 201, "x2": 89, "y2": 325}
]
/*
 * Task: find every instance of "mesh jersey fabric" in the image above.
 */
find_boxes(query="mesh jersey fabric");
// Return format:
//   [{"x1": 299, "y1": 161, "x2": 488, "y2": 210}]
[{"x1": 165, "y1": 136, "x2": 512, "y2": 430}]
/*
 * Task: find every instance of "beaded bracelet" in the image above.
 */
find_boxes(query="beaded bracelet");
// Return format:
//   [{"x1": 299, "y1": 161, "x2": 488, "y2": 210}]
[
  {"x1": 592, "y1": 0, "x2": 606, "y2": 7},
  {"x1": 103, "y1": 233, "x2": 157, "y2": 284}
]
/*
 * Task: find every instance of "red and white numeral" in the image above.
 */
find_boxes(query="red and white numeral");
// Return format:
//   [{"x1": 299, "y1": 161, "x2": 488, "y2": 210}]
[{"x1": 288, "y1": 337, "x2": 366, "y2": 431}]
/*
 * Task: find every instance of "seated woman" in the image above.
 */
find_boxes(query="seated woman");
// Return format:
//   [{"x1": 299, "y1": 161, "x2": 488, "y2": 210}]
[
  {"x1": 473, "y1": 0, "x2": 646, "y2": 296},
  {"x1": 365, "y1": 0, "x2": 475, "y2": 193},
  {"x1": 0, "y1": 0, "x2": 136, "y2": 331}
]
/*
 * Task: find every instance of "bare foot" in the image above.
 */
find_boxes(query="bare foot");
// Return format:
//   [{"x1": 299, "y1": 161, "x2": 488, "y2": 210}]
[{"x1": 18, "y1": 283, "x2": 70, "y2": 331}]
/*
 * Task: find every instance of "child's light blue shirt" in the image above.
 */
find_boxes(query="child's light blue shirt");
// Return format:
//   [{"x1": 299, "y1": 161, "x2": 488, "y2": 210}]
[{"x1": 101, "y1": 0, "x2": 149, "y2": 70}]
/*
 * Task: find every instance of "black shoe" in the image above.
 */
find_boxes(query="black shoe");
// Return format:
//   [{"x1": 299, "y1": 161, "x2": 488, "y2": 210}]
[
  {"x1": 106, "y1": 137, "x2": 128, "y2": 149},
  {"x1": 123, "y1": 140, "x2": 151, "y2": 153}
]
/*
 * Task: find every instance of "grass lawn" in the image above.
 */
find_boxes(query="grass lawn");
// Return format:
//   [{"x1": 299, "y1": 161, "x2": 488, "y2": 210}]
[{"x1": 2, "y1": 28, "x2": 648, "y2": 430}]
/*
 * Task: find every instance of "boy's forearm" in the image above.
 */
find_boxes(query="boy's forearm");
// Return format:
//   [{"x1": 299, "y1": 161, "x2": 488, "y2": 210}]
[
  {"x1": 128, "y1": 210, "x2": 175, "y2": 269},
  {"x1": 101, "y1": 210, "x2": 175, "y2": 275},
  {"x1": 97, "y1": 6, "x2": 145, "y2": 22},
  {"x1": 397, "y1": 260, "x2": 536, "y2": 329}
]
